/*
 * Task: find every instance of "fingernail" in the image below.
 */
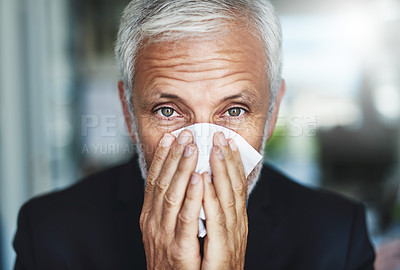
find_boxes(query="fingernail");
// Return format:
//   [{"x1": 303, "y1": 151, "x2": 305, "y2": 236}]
[
  {"x1": 229, "y1": 138, "x2": 238, "y2": 151},
  {"x1": 178, "y1": 130, "x2": 191, "y2": 145},
  {"x1": 214, "y1": 146, "x2": 224, "y2": 160},
  {"x1": 218, "y1": 132, "x2": 227, "y2": 146},
  {"x1": 161, "y1": 133, "x2": 175, "y2": 147},
  {"x1": 190, "y1": 173, "x2": 199, "y2": 185},
  {"x1": 204, "y1": 172, "x2": 212, "y2": 183},
  {"x1": 184, "y1": 144, "x2": 195, "y2": 157}
]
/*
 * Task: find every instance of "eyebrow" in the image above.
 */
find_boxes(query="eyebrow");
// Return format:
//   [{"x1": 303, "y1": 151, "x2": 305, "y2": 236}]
[
  {"x1": 158, "y1": 90, "x2": 258, "y2": 104},
  {"x1": 220, "y1": 90, "x2": 259, "y2": 104},
  {"x1": 159, "y1": 93, "x2": 181, "y2": 100}
]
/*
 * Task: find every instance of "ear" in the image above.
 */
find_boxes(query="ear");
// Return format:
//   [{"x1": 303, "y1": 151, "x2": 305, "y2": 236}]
[
  {"x1": 267, "y1": 79, "x2": 286, "y2": 139},
  {"x1": 118, "y1": 80, "x2": 137, "y2": 144}
]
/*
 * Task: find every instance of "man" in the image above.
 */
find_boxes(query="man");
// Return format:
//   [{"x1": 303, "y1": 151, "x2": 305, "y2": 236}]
[{"x1": 13, "y1": 0, "x2": 375, "y2": 269}]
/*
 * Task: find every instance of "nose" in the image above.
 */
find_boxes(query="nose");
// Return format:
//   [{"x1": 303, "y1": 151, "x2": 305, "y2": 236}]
[
  {"x1": 185, "y1": 97, "x2": 219, "y2": 126},
  {"x1": 192, "y1": 110, "x2": 215, "y2": 126}
]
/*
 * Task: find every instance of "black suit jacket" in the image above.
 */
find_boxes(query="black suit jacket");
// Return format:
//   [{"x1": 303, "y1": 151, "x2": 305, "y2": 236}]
[{"x1": 13, "y1": 157, "x2": 375, "y2": 269}]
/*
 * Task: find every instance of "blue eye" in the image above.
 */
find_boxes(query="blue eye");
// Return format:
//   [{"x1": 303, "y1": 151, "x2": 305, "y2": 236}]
[
  {"x1": 156, "y1": 107, "x2": 179, "y2": 117},
  {"x1": 225, "y1": 107, "x2": 246, "y2": 117}
]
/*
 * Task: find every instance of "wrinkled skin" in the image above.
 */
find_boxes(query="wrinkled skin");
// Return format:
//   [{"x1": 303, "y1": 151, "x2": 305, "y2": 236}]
[{"x1": 118, "y1": 24, "x2": 285, "y2": 270}]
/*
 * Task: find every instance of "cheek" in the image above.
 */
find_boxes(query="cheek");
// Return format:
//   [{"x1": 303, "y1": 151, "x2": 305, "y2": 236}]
[
  {"x1": 136, "y1": 117, "x2": 165, "y2": 164},
  {"x1": 235, "y1": 116, "x2": 266, "y2": 152},
  {"x1": 139, "y1": 135, "x2": 161, "y2": 170}
]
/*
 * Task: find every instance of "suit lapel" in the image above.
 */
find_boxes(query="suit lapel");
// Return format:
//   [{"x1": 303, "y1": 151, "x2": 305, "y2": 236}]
[
  {"x1": 245, "y1": 164, "x2": 274, "y2": 269},
  {"x1": 115, "y1": 156, "x2": 147, "y2": 269}
]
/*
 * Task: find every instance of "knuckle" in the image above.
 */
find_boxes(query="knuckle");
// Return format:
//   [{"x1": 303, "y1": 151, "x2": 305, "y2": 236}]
[
  {"x1": 243, "y1": 224, "x2": 249, "y2": 237},
  {"x1": 143, "y1": 220, "x2": 155, "y2": 238},
  {"x1": 139, "y1": 213, "x2": 146, "y2": 228},
  {"x1": 242, "y1": 212, "x2": 248, "y2": 224},
  {"x1": 216, "y1": 210, "x2": 226, "y2": 226},
  {"x1": 236, "y1": 161, "x2": 245, "y2": 174},
  {"x1": 225, "y1": 151, "x2": 234, "y2": 162},
  {"x1": 146, "y1": 169, "x2": 158, "y2": 184},
  {"x1": 233, "y1": 182, "x2": 248, "y2": 197},
  {"x1": 155, "y1": 177, "x2": 169, "y2": 192},
  {"x1": 209, "y1": 188, "x2": 218, "y2": 200},
  {"x1": 167, "y1": 243, "x2": 186, "y2": 264},
  {"x1": 169, "y1": 242, "x2": 181, "y2": 255},
  {"x1": 169, "y1": 145, "x2": 183, "y2": 161},
  {"x1": 226, "y1": 198, "x2": 236, "y2": 209},
  {"x1": 185, "y1": 191, "x2": 196, "y2": 201},
  {"x1": 139, "y1": 219, "x2": 144, "y2": 232},
  {"x1": 178, "y1": 212, "x2": 193, "y2": 225},
  {"x1": 153, "y1": 148, "x2": 167, "y2": 163},
  {"x1": 174, "y1": 163, "x2": 187, "y2": 176},
  {"x1": 171, "y1": 241, "x2": 190, "y2": 258},
  {"x1": 145, "y1": 179, "x2": 156, "y2": 191},
  {"x1": 164, "y1": 192, "x2": 179, "y2": 208}
]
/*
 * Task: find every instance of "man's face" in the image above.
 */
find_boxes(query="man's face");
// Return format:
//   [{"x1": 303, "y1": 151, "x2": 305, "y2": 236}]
[{"x1": 131, "y1": 26, "x2": 270, "y2": 176}]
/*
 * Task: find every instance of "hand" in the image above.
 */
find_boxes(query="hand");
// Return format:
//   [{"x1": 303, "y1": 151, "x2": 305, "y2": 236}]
[
  {"x1": 201, "y1": 132, "x2": 249, "y2": 270},
  {"x1": 139, "y1": 130, "x2": 203, "y2": 270}
]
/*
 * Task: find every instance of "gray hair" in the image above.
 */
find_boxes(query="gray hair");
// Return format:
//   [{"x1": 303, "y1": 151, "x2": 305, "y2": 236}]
[{"x1": 115, "y1": 0, "x2": 282, "y2": 129}]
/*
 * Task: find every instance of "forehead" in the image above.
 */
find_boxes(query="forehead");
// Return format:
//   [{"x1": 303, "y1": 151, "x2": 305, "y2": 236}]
[
  {"x1": 136, "y1": 22, "x2": 266, "y2": 67},
  {"x1": 133, "y1": 25, "x2": 268, "y2": 100},
  {"x1": 138, "y1": 26, "x2": 266, "y2": 60}
]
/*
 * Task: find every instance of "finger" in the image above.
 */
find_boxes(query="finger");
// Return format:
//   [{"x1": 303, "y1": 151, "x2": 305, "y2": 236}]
[
  {"x1": 217, "y1": 134, "x2": 246, "y2": 201},
  {"x1": 162, "y1": 143, "x2": 198, "y2": 232},
  {"x1": 175, "y1": 173, "x2": 203, "y2": 246},
  {"x1": 227, "y1": 138, "x2": 248, "y2": 211},
  {"x1": 202, "y1": 172, "x2": 226, "y2": 240},
  {"x1": 142, "y1": 133, "x2": 175, "y2": 213},
  {"x1": 214, "y1": 134, "x2": 245, "y2": 199},
  {"x1": 152, "y1": 130, "x2": 193, "y2": 214},
  {"x1": 210, "y1": 141, "x2": 237, "y2": 227},
  {"x1": 216, "y1": 133, "x2": 247, "y2": 214},
  {"x1": 227, "y1": 138, "x2": 246, "y2": 180}
]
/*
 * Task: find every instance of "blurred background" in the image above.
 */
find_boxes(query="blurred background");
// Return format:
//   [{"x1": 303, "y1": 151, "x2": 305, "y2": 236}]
[{"x1": 1, "y1": 0, "x2": 399, "y2": 269}]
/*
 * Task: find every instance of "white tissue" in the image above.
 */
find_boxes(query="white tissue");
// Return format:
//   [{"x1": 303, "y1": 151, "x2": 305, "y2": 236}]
[{"x1": 171, "y1": 123, "x2": 262, "y2": 237}]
